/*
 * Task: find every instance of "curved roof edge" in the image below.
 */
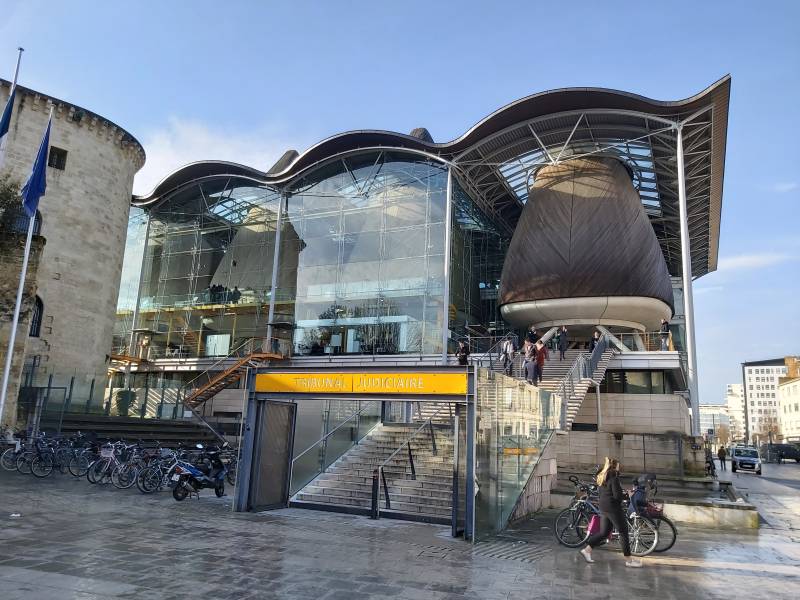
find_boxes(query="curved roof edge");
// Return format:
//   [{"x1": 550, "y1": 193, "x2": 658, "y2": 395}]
[
  {"x1": 135, "y1": 77, "x2": 729, "y2": 201},
  {"x1": 0, "y1": 78, "x2": 145, "y2": 165},
  {"x1": 132, "y1": 78, "x2": 730, "y2": 280},
  {"x1": 264, "y1": 75, "x2": 731, "y2": 182},
  {"x1": 133, "y1": 160, "x2": 266, "y2": 206}
]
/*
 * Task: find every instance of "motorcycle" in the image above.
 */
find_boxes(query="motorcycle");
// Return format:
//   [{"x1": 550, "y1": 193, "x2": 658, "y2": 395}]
[{"x1": 171, "y1": 445, "x2": 228, "y2": 501}]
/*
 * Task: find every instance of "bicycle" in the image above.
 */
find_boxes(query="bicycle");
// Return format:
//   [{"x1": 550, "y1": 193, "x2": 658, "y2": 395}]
[{"x1": 554, "y1": 478, "x2": 659, "y2": 556}]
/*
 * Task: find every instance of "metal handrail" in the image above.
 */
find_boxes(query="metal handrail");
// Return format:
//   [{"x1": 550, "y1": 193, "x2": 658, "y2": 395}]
[
  {"x1": 584, "y1": 335, "x2": 610, "y2": 379},
  {"x1": 181, "y1": 337, "x2": 272, "y2": 392},
  {"x1": 555, "y1": 354, "x2": 587, "y2": 430},
  {"x1": 371, "y1": 404, "x2": 449, "y2": 518},
  {"x1": 470, "y1": 332, "x2": 518, "y2": 370},
  {"x1": 291, "y1": 401, "x2": 379, "y2": 465}
]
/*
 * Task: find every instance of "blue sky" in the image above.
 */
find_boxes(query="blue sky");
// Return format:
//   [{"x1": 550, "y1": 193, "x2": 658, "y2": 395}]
[{"x1": 2, "y1": 1, "x2": 798, "y2": 403}]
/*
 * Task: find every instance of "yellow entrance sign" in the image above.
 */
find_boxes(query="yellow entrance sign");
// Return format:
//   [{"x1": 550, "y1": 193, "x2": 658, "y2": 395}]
[
  {"x1": 256, "y1": 373, "x2": 352, "y2": 394},
  {"x1": 255, "y1": 372, "x2": 467, "y2": 395}
]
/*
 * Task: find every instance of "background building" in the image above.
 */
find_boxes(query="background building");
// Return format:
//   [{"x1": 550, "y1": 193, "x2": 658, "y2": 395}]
[
  {"x1": 725, "y1": 383, "x2": 746, "y2": 443},
  {"x1": 699, "y1": 404, "x2": 730, "y2": 448},
  {"x1": 778, "y1": 357, "x2": 800, "y2": 442},
  {"x1": 741, "y1": 358, "x2": 789, "y2": 444},
  {"x1": 0, "y1": 78, "x2": 145, "y2": 426}
]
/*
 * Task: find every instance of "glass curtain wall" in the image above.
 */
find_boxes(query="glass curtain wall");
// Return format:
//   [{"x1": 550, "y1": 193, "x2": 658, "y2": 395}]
[
  {"x1": 282, "y1": 151, "x2": 448, "y2": 356},
  {"x1": 131, "y1": 178, "x2": 281, "y2": 359},
  {"x1": 474, "y1": 368, "x2": 559, "y2": 539},
  {"x1": 448, "y1": 178, "x2": 511, "y2": 351}
]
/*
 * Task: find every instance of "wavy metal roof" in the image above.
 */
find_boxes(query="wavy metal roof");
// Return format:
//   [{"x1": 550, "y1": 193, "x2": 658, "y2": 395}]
[{"x1": 133, "y1": 76, "x2": 730, "y2": 278}]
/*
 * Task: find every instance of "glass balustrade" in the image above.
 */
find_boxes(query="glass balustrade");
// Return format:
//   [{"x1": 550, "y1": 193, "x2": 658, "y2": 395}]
[
  {"x1": 289, "y1": 400, "x2": 381, "y2": 496},
  {"x1": 474, "y1": 367, "x2": 559, "y2": 539}
]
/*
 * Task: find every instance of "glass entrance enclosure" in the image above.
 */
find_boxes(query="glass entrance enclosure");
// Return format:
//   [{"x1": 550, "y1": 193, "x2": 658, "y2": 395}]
[{"x1": 116, "y1": 150, "x2": 511, "y2": 360}]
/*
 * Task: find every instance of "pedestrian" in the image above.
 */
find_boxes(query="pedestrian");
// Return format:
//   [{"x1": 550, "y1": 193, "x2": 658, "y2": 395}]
[
  {"x1": 659, "y1": 318, "x2": 670, "y2": 351},
  {"x1": 580, "y1": 457, "x2": 642, "y2": 568},
  {"x1": 717, "y1": 446, "x2": 727, "y2": 470},
  {"x1": 558, "y1": 326, "x2": 568, "y2": 360},
  {"x1": 524, "y1": 358, "x2": 536, "y2": 385},
  {"x1": 534, "y1": 340, "x2": 547, "y2": 385},
  {"x1": 589, "y1": 330, "x2": 600, "y2": 353},
  {"x1": 522, "y1": 339, "x2": 536, "y2": 377},
  {"x1": 456, "y1": 340, "x2": 470, "y2": 366},
  {"x1": 778, "y1": 450, "x2": 785, "y2": 465},
  {"x1": 501, "y1": 337, "x2": 516, "y2": 377}
]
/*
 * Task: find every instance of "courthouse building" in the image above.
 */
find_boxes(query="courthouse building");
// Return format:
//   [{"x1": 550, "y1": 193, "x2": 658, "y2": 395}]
[{"x1": 29, "y1": 77, "x2": 734, "y2": 538}]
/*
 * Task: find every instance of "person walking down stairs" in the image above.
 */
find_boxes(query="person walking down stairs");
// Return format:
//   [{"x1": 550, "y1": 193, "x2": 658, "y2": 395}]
[
  {"x1": 522, "y1": 339, "x2": 536, "y2": 379},
  {"x1": 558, "y1": 326, "x2": 569, "y2": 360},
  {"x1": 533, "y1": 340, "x2": 547, "y2": 385},
  {"x1": 501, "y1": 337, "x2": 517, "y2": 377}
]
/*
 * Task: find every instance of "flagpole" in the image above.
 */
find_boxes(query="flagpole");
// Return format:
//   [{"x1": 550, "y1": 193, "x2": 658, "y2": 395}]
[
  {"x1": 0, "y1": 47, "x2": 24, "y2": 169},
  {"x1": 0, "y1": 104, "x2": 50, "y2": 427}
]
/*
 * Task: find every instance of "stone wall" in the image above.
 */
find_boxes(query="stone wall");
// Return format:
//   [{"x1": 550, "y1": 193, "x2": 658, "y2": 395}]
[
  {"x1": 0, "y1": 81, "x2": 144, "y2": 387},
  {"x1": 575, "y1": 392, "x2": 691, "y2": 435},
  {"x1": 0, "y1": 232, "x2": 45, "y2": 426},
  {"x1": 554, "y1": 430, "x2": 705, "y2": 476},
  {"x1": 555, "y1": 392, "x2": 701, "y2": 476}
]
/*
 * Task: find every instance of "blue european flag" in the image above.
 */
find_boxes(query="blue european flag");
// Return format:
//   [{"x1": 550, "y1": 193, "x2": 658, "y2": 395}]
[
  {"x1": 20, "y1": 116, "x2": 51, "y2": 218},
  {"x1": 0, "y1": 87, "x2": 15, "y2": 140}
]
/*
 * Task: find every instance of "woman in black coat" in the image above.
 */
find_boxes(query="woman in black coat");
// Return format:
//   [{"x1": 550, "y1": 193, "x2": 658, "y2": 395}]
[
  {"x1": 558, "y1": 326, "x2": 568, "y2": 360},
  {"x1": 580, "y1": 457, "x2": 642, "y2": 568}
]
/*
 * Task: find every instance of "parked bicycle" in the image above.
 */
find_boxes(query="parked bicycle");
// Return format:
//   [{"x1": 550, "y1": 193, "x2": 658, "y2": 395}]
[{"x1": 553, "y1": 475, "x2": 661, "y2": 556}]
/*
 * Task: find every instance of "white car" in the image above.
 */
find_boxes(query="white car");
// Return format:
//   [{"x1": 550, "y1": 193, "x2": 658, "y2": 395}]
[{"x1": 730, "y1": 447, "x2": 762, "y2": 475}]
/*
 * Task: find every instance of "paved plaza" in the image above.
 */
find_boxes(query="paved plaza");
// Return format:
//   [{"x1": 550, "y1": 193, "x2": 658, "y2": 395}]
[{"x1": 1, "y1": 465, "x2": 799, "y2": 600}]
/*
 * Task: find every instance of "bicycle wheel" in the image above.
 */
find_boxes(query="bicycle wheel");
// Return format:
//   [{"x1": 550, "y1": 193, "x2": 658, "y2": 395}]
[
  {"x1": 16, "y1": 452, "x2": 34, "y2": 475},
  {"x1": 138, "y1": 466, "x2": 162, "y2": 494},
  {"x1": 553, "y1": 506, "x2": 591, "y2": 548},
  {"x1": 68, "y1": 454, "x2": 91, "y2": 478},
  {"x1": 652, "y1": 516, "x2": 677, "y2": 553},
  {"x1": 111, "y1": 463, "x2": 138, "y2": 489},
  {"x1": 54, "y1": 448, "x2": 71, "y2": 474},
  {"x1": 1, "y1": 447, "x2": 19, "y2": 471},
  {"x1": 628, "y1": 516, "x2": 658, "y2": 557},
  {"x1": 32, "y1": 454, "x2": 54, "y2": 478},
  {"x1": 225, "y1": 460, "x2": 237, "y2": 486},
  {"x1": 87, "y1": 459, "x2": 110, "y2": 484}
]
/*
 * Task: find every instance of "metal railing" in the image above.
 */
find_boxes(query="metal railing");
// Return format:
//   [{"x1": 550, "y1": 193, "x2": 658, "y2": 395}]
[
  {"x1": 370, "y1": 404, "x2": 448, "y2": 519},
  {"x1": 289, "y1": 401, "x2": 380, "y2": 495},
  {"x1": 615, "y1": 331, "x2": 674, "y2": 352},
  {"x1": 553, "y1": 334, "x2": 612, "y2": 429},
  {"x1": 469, "y1": 332, "x2": 519, "y2": 371},
  {"x1": 583, "y1": 335, "x2": 610, "y2": 380}
]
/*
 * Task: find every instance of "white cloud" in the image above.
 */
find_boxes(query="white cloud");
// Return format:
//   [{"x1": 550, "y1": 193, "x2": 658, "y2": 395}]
[
  {"x1": 133, "y1": 118, "x2": 307, "y2": 196},
  {"x1": 769, "y1": 182, "x2": 798, "y2": 193},
  {"x1": 717, "y1": 253, "x2": 795, "y2": 271}
]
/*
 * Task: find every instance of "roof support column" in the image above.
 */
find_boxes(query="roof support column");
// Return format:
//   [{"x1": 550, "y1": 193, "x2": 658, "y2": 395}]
[
  {"x1": 676, "y1": 124, "x2": 701, "y2": 436},
  {"x1": 441, "y1": 169, "x2": 454, "y2": 365},
  {"x1": 265, "y1": 192, "x2": 286, "y2": 354}
]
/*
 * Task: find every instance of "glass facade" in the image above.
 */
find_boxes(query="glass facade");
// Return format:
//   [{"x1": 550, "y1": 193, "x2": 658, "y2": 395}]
[
  {"x1": 599, "y1": 369, "x2": 676, "y2": 394},
  {"x1": 283, "y1": 152, "x2": 449, "y2": 356},
  {"x1": 117, "y1": 178, "x2": 282, "y2": 359},
  {"x1": 115, "y1": 151, "x2": 488, "y2": 359},
  {"x1": 449, "y1": 178, "x2": 510, "y2": 348}
]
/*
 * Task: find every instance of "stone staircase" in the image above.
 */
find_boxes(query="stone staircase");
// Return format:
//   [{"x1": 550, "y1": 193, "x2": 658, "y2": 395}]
[
  {"x1": 292, "y1": 421, "x2": 454, "y2": 522},
  {"x1": 502, "y1": 348, "x2": 615, "y2": 431}
]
